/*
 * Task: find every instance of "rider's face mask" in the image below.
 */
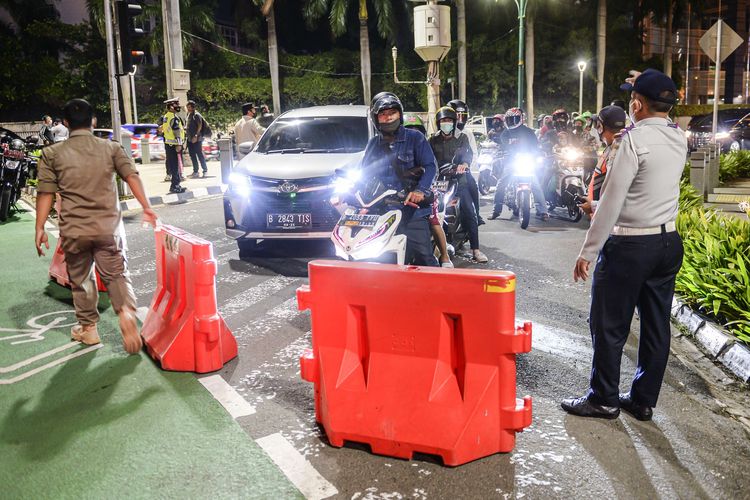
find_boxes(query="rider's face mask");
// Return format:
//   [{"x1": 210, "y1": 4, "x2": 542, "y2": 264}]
[{"x1": 440, "y1": 122, "x2": 454, "y2": 135}]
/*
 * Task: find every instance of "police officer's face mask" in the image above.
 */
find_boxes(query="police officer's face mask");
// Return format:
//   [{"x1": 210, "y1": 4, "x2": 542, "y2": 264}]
[{"x1": 628, "y1": 98, "x2": 641, "y2": 124}]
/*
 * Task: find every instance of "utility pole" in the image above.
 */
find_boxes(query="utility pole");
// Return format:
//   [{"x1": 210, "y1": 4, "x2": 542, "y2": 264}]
[
  {"x1": 104, "y1": 0, "x2": 121, "y2": 143},
  {"x1": 161, "y1": 0, "x2": 189, "y2": 110},
  {"x1": 262, "y1": 0, "x2": 281, "y2": 114}
]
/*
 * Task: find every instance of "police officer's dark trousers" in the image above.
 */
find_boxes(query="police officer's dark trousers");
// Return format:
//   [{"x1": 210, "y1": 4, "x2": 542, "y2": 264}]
[
  {"x1": 165, "y1": 145, "x2": 181, "y2": 190},
  {"x1": 587, "y1": 227, "x2": 683, "y2": 408}
]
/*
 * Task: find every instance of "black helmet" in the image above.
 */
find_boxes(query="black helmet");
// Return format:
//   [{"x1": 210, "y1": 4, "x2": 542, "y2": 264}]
[
  {"x1": 370, "y1": 92, "x2": 404, "y2": 127},
  {"x1": 447, "y1": 99, "x2": 469, "y2": 129},
  {"x1": 435, "y1": 106, "x2": 457, "y2": 125}
]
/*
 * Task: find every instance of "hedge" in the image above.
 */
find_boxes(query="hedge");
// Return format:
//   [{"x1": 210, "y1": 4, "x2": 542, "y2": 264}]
[
  {"x1": 676, "y1": 182, "x2": 750, "y2": 344},
  {"x1": 674, "y1": 103, "x2": 750, "y2": 117},
  {"x1": 719, "y1": 150, "x2": 750, "y2": 183}
]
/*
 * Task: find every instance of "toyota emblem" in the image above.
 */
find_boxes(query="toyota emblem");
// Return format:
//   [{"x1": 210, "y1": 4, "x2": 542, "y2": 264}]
[{"x1": 278, "y1": 181, "x2": 299, "y2": 193}]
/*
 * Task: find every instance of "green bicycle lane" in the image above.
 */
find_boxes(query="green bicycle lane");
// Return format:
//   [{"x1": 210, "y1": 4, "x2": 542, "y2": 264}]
[{"x1": 0, "y1": 210, "x2": 301, "y2": 500}]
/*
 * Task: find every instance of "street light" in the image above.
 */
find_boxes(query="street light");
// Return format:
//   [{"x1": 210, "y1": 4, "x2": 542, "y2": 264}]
[{"x1": 577, "y1": 60, "x2": 587, "y2": 115}]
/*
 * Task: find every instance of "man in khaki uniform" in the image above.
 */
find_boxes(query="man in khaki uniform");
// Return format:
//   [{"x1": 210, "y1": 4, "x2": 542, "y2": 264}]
[
  {"x1": 35, "y1": 98, "x2": 158, "y2": 354},
  {"x1": 233, "y1": 102, "x2": 265, "y2": 149}
]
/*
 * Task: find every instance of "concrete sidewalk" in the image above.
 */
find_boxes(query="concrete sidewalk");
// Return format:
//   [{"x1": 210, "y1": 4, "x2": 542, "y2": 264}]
[{"x1": 120, "y1": 158, "x2": 226, "y2": 211}]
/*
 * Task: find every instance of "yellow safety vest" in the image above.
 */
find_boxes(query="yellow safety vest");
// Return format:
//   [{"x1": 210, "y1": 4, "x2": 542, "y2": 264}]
[{"x1": 161, "y1": 111, "x2": 185, "y2": 146}]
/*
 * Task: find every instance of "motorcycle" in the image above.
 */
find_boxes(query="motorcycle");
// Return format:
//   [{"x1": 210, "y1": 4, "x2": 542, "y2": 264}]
[
  {"x1": 330, "y1": 174, "x2": 408, "y2": 265},
  {"x1": 476, "y1": 140, "x2": 503, "y2": 195},
  {"x1": 435, "y1": 162, "x2": 472, "y2": 254},
  {"x1": 545, "y1": 145, "x2": 586, "y2": 222},
  {"x1": 0, "y1": 138, "x2": 30, "y2": 221},
  {"x1": 500, "y1": 152, "x2": 540, "y2": 230}
]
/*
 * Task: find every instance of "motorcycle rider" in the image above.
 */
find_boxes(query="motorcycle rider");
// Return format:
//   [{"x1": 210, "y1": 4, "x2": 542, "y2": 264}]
[
  {"x1": 541, "y1": 108, "x2": 570, "y2": 152},
  {"x1": 487, "y1": 114, "x2": 505, "y2": 143},
  {"x1": 429, "y1": 106, "x2": 487, "y2": 263},
  {"x1": 403, "y1": 112, "x2": 452, "y2": 267},
  {"x1": 489, "y1": 107, "x2": 549, "y2": 221},
  {"x1": 359, "y1": 92, "x2": 438, "y2": 267},
  {"x1": 448, "y1": 99, "x2": 484, "y2": 226},
  {"x1": 579, "y1": 105, "x2": 627, "y2": 217}
]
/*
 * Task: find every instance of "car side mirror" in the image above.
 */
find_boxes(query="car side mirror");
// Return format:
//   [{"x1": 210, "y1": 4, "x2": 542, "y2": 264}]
[{"x1": 238, "y1": 141, "x2": 255, "y2": 155}]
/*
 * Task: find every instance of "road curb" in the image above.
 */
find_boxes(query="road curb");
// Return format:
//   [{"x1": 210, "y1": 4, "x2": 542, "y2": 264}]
[
  {"x1": 672, "y1": 297, "x2": 750, "y2": 382},
  {"x1": 121, "y1": 185, "x2": 226, "y2": 211}
]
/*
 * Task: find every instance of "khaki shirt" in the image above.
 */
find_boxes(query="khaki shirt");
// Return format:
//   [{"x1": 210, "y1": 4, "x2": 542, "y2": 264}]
[
  {"x1": 233, "y1": 116, "x2": 265, "y2": 145},
  {"x1": 37, "y1": 129, "x2": 138, "y2": 237}
]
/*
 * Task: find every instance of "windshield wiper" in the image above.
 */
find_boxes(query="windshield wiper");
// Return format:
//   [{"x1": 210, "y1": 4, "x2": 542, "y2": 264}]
[
  {"x1": 302, "y1": 147, "x2": 361, "y2": 153},
  {"x1": 265, "y1": 148, "x2": 307, "y2": 154}
]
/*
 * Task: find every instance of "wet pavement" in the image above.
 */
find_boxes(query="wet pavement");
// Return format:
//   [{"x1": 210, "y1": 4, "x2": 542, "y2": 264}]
[{"x1": 26, "y1": 193, "x2": 750, "y2": 498}]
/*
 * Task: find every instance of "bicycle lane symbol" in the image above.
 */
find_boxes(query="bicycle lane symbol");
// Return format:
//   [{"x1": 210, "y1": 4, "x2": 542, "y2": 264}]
[{"x1": 0, "y1": 310, "x2": 103, "y2": 384}]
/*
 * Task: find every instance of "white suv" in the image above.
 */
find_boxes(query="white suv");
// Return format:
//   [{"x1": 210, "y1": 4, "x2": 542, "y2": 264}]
[{"x1": 224, "y1": 105, "x2": 374, "y2": 254}]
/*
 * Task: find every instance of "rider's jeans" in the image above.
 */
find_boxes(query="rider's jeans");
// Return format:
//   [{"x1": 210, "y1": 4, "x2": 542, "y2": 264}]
[
  {"x1": 465, "y1": 171, "x2": 481, "y2": 218},
  {"x1": 458, "y1": 183, "x2": 480, "y2": 249},
  {"x1": 398, "y1": 210, "x2": 439, "y2": 267},
  {"x1": 493, "y1": 172, "x2": 548, "y2": 215}
]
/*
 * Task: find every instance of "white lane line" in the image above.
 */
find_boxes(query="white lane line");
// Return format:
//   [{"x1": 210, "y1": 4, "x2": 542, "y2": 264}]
[
  {"x1": 19, "y1": 198, "x2": 60, "y2": 237},
  {"x1": 221, "y1": 276, "x2": 298, "y2": 318},
  {"x1": 256, "y1": 433, "x2": 338, "y2": 500},
  {"x1": 0, "y1": 341, "x2": 80, "y2": 373},
  {"x1": 198, "y1": 374, "x2": 256, "y2": 418},
  {"x1": 0, "y1": 344, "x2": 102, "y2": 385}
]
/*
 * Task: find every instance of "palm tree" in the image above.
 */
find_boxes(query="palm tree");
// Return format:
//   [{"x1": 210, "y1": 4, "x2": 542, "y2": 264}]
[{"x1": 304, "y1": 0, "x2": 397, "y2": 103}]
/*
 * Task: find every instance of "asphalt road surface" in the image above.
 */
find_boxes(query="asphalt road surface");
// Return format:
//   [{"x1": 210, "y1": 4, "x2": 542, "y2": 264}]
[{"x1": 122, "y1": 195, "x2": 750, "y2": 499}]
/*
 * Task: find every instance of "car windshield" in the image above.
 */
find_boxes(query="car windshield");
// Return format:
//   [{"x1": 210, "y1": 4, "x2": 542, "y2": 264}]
[{"x1": 256, "y1": 116, "x2": 369, "y2": 154}]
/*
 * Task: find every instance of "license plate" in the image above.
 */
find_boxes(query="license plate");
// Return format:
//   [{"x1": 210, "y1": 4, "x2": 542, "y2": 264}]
[
  {"x1": 339, "y1": 214, "x2": 380, "y2": 228},
  {"x1": 266, "y1": 213, "x2": 311, "y2": 229},
  {"x1": 432, "y1": 180, "x2": 449, "y2": 191}
]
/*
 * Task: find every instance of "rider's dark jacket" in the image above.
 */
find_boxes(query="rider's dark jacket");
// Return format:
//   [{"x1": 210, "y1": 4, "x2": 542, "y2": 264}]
[
  {"x1": 497, "y1": 125, "x2": 540, "y2": 154},
  {"x1": 359, "y1": 125, "x2": 437, "y2": 218},
  {"x1": 428, "y1": 130, "x2": 473, "y2": 168}
]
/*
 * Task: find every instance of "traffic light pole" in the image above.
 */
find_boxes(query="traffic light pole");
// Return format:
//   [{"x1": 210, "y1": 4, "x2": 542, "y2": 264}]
[{"x1": 104, "y1": 0, "x2": 122, "y2": 143}]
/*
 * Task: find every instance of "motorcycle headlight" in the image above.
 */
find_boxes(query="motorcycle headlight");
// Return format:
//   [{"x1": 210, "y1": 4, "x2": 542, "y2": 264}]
[
  {"x1": 4, "y1": 160, "x2": 19, "y2": 170},
  {"x1": 229, "y1": 172, "x2": 252, "y2": 197},
  {"x1": 562, "y1": 147, "x2": 582, "y2": 161},
  {"x1": 477, "y1": 153, "x2": 493, "y2": 165},
  {"x1": 513, "y1": 154, "x2": 536, "y2": 176},
  {"x1": 333, "y1": 169, "x2": 361, "y2": 193}
]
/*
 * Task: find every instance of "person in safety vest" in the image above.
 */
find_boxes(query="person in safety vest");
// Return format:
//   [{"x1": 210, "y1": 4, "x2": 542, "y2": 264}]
[{"x1": 160, "y1": 97, "x2": 186, "y2": 193}]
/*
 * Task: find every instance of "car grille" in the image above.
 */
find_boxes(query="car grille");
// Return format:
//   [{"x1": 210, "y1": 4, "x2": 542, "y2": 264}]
[{"x1": 241, "y1": 188, "x2": 340, "y2": 232}]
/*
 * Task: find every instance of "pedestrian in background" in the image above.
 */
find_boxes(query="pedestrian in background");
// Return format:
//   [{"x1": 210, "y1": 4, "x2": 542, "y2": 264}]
[
  {"x1": 160, "y1": 97, "x2": 186, "y2": 193},
  {"x1": 38, "y1": 115, "x2": 54, "y2": 146},
  {"x1": 51, "y1": 117, "x2": 69, "y2": 142},
  {"x1": 34, "y1": 98, "x2": 158, "y2": 355},
  {"x1": 233, "y1": 102, "x2": 266, "y2": 148},
  {"x1": 186, "y1": 100, "x2": 208, "y2": 178},
  {"x1": 563, "y1": 69, "x2": 686, "y2": 421}
]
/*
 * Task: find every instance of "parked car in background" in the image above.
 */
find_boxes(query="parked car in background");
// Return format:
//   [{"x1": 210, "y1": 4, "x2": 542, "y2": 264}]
[
  {"x1": 686, "y1": 108, "x2": 750, "y2": 152},
  {"x1": 202, "y1": 138, "x2": 219, "y2": 160},
  {"x1": 92, "y1": 125, "x2": 166, "y2": 162},
  {"x1": 223, "y1": 105, "x2": 374, "y2": 255},
  {"x1": 724, "y1": 112, "x2": 750, "y2": 152}
]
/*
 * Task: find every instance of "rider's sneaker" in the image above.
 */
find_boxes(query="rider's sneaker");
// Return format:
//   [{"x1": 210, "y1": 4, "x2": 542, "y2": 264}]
[
  {"x1": 536, "y1": 212, "x2": 550, "y2": 221},
  {"x1": 472, "y1": 250, "x2": 489, "y2": 263},
  {"x1": 71, "y1": 324, "x2": 101, "y2": 345},
  {"x1": 488, "y1": 211, "x2": 501, "y2": 220}
]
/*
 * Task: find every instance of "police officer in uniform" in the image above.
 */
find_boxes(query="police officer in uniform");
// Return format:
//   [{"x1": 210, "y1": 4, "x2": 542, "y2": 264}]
[
  {"x1": 161, "y1": 97, "x2": 186, "y2": 193},
  {"x1": 563, "y1": 69, "x2": 686, "y2": 421}
]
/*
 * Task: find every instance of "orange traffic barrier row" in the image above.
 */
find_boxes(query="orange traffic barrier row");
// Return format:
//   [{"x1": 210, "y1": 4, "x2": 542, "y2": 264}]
[
  {"x1": 141, "y1": 224, "x2": 237, "y2": 373},
  {"x1": 298, "y1": 260, "x2": 532, "y2": 466}
]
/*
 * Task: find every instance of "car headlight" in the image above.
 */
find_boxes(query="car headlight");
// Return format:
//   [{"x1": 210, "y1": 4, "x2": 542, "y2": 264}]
[
  {"x1": 715, "y1": 131, "x2": 730, "y2": 140},
  {"x1": 229, "y1": 172, "x2": 252, "y2": 197}
]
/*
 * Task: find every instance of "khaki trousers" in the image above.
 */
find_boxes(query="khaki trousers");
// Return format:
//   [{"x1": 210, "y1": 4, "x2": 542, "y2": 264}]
[{"x1": 61, "y1": 235, "x2": 136, "y2": 325}]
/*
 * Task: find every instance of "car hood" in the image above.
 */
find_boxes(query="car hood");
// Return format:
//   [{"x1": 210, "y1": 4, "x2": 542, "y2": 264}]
[{"x1": 237, "y1": 151, "x2": 364, "y2": 180}]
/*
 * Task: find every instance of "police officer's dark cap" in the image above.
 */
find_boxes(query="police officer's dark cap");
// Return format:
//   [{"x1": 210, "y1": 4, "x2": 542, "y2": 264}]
[
  {"x1": 620, "y1": 69, "x2": 677, "y2": 105},
  {"x1": 594, "y1": 105, "x2": 627, "y2": 130}
]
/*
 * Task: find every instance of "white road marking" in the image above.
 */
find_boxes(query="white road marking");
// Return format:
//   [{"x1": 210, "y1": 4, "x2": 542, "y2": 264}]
[
  {"x1": 220, "y1": 276, "x2": 297, "y2": 318},
  {"x1": 0, "y1": 341, "x2": 80, "y2": 373},
  {"x1": 191, "y1": 187, "x2": 208, "y2": 198},
  {"x1": 19, "y1": 199, "x2": 59, "y2": 238},
  {"x1": 256, "y1": 433, "x2": 338, "y2": 500},
  {"x1": 0, "y1": 344, "x2": 102, "y2": 385},
  {"x1": 163, "y1": 193, "x2": 179, "y2": 203},
  {"x1": 198, "y1": 374, "x2": 256, "y2": 418}
]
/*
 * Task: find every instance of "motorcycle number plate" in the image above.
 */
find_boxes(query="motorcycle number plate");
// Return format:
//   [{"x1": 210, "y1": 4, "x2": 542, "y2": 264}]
[
  {"x1": 340, "y1": 214, "x2": 379, "y2": 228},
  {"x1": 432, "y1": 180, "x2": 450, "y2": 191},
  {"x1": 266, "y1": 213, "x2": 312, "y2": 229}
]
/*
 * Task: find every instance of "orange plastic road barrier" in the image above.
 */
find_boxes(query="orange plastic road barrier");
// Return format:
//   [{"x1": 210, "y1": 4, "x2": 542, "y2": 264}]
[
  {"x1": 48, "y1": 237, "x2": 107, "y2": 292},
  {"x1": 141, "y1": 224, "x2": 237, "y2": 373},
  {"x1": 298, "y1": 260, "x2": 532, "y2": 466}
]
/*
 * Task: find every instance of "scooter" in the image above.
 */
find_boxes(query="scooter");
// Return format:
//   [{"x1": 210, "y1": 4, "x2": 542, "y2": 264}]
[
  {"x1": 545, "y1": 145, "x2": 585, "y2": 222},
  {"x1": 501, "y1": 152, "x2": 539, "y2": 230},
  {"x1": 330, "y1": 175, "x2": 408, "y2": 265},
  {"x1": 476, "y1": 141, "x2": 502, "y2": 195}
]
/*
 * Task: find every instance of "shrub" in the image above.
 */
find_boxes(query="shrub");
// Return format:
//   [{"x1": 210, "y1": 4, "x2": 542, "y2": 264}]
[
  {"x1": 719, "y1": 151, "x2": 750, "y2": 183},
  {"x1": 676, "y1": 183, "x2": 750, "y2": 344}
]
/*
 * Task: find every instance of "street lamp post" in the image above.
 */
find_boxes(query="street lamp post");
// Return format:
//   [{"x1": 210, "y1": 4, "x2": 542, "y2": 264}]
[
  {"x1": 495, "y1": 0, "x2": 528, "y2": 108},
  {"x1": 577, "y1": 60, "x2": 587, "y2": 115}
]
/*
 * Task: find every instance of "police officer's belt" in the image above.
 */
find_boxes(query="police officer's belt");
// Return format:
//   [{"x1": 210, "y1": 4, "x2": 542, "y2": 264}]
[{"x1": 611, "y1": 221, "x2": 676, "y2": 236}]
